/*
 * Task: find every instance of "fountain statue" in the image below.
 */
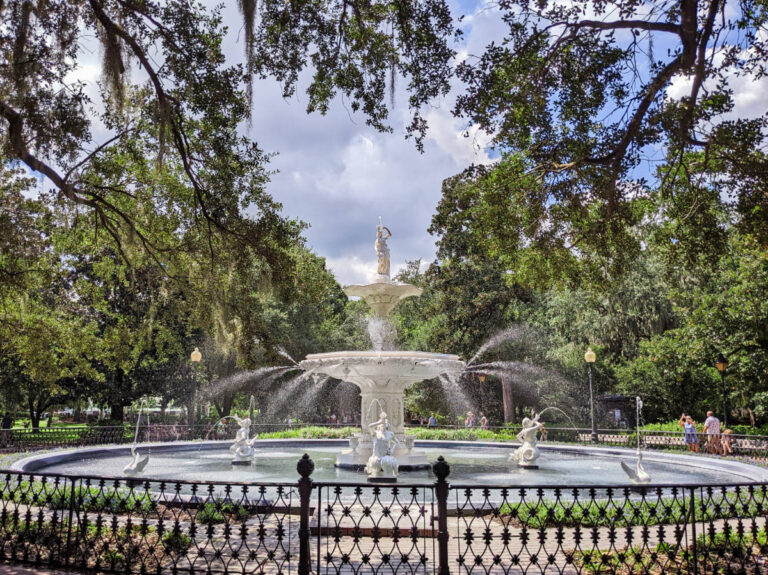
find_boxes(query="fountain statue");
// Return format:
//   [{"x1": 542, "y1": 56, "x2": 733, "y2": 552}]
[
  {"x1": 124, "y1": 401, "x2": 150, "y2": 476},
  {"x1": 123, "y1": 445, "x2": 150, "y2": 476},
  {"x1": 300, "y1": 218, "x2": 466, "y2": 469},
  {"x1": 511, "y1": 413, "x2": 543, "y2": 469},
  {"x1": 621, "y1": 397, "x2": 651, "y2": 484},
  {"x1": 229, "y1": 415, "x2": 259, "y2": 465},
  {"x1": 375, "y1": 217, "x2": 392, "y2": 278},
  {"x1": 365, "y1": 411, "x2": 401, "y2": 482}
]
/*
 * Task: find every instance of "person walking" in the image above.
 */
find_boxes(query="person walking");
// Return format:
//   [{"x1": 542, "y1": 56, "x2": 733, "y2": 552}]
[
  {"x1": 703, "y1": 411, "x2": 722, "y2": 454},
  {"x1": 679, "y1": 413, "x2": 699, "y2": 452}
]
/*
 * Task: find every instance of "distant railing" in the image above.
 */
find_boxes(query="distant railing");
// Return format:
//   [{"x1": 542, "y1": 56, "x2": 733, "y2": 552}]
[
  {"x1": 3, "y1": 423, "x2": 768, "y2": 460},
  {"x1": 0, "y1": 455, "x2": 766, "y2": 574}
]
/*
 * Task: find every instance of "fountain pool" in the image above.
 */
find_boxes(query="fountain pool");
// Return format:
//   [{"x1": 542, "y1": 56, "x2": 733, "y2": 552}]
[{"x1": 14, "y1": 439, "x2": 768, "y2": 486}]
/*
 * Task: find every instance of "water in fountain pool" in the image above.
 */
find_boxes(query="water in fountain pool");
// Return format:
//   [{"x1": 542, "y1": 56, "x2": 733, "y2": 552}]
[{"x1": 34, "y1": 444, "x2": 742, "y2": 488}]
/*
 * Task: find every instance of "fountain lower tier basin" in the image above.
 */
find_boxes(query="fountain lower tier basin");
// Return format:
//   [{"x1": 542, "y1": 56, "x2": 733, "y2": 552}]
[
  {"x1": 14, "y1": 440, "x2": 768, "y2": 488},
  {"x1": 299, "y1": 351, "x2": 466, "y2": 436}
]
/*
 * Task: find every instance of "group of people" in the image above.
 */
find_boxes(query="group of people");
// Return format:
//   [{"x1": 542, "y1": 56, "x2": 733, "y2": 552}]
[
  {"x1": 464, "y1": 412, "x2": 489, "y2": 430},
  {"x1": 328, "y1": 412, "x2": 359, "y2": 426},
  {"x1": 679, "y1": 411, "x2": 733, "y2": 455}
]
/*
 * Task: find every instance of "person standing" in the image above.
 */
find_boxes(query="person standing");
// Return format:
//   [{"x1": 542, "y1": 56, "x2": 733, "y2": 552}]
[
  {"x1": 479, "y1": 413, "x2": 489, "y2": 430},
  {"x1": 428, "y1": 413, "x2": 437, "y2": 428},
  {"x1": 465, "y1": 412, "x2": 475, "y2": 428},
  {"x1": 679, "y1": 413, "x2": 699, "y2": 452},
  {"x1": 703, "y1": 411, "x2": 722, "y2": 454}
]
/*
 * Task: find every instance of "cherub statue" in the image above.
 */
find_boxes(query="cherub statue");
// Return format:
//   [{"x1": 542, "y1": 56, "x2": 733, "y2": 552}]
[
  {"x1": 511, "y1": 413, "x2": 543, "y2": 468},
  {"x1": 366, "y1": 412, "x2": 401, "y2": 478}
]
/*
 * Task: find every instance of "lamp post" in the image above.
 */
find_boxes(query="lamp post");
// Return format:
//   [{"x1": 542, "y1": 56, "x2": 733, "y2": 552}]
[
  {"x1": 585, "y1": 347, "x2": 598, "y2": 443},
  {"x1": 189, "y1": 348, "x2": 202, "y2": 424},
  {"x1": 715, "y1": 352, "x2": 728, "y2": 428}
]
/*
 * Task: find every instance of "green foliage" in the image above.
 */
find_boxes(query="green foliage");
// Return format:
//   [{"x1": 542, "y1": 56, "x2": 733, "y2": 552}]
[
  {"x1": 161, "y1": 530, "x2": 192, "y2": 553},
  {"x1": 499, "y1": 489, "x2": 768, "y2": 530},
  {"x1": 257, "y1": 426, "x2": 361, "y2": 439},
  {"x1": 0, "y1": 480, "x2": 152, "y2": 514},
  {"x1": 195, "y1": 502, "x2": 250, "y2": 525}
]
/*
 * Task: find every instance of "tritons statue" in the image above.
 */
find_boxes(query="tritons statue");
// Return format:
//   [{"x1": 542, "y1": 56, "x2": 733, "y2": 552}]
[
  {"x1": 366, "y1": 412, "x2": 400, "y2": 480},
  {"x1": 230, "y1": 415, "x2": 258, "y2": 464},
  {"x1": 512, "y1": 414, "x2": 543, "y2": 468}
]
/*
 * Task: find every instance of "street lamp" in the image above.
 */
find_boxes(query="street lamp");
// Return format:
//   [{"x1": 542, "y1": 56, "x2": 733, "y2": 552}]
[
  {"x1": 715, "y1": 352, "x2": 728, "y2": 428},
  {"x1": 585, "y1": 347, "x2": 598, "y2": 443},
  {"x1": 188, "y1": 348, "x2": 202, "y2": 424}
]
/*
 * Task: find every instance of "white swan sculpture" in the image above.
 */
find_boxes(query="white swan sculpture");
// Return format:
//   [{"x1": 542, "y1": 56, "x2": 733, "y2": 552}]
[
  {"x1": 621, "y1": 450, "x2": 651, "y2": 484},
  {"x1": 123, "y1": 446, "x2": 150, "y2": 476}
]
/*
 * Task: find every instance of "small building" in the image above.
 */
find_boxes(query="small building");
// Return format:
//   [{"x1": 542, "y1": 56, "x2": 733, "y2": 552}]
[{"x1": 598, "y1": 394, "x2": 636, "y2": 429}]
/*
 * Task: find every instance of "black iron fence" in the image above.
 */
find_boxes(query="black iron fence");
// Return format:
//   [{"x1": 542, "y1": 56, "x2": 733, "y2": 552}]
[{"x1": 0, "y1": 455, "x2": 766, "y2": 574}]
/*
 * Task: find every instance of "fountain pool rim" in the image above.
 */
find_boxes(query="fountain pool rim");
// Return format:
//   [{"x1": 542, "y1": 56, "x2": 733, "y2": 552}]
[{"x1": 10, "y1": 438, "x2": 768, "y2": 485}]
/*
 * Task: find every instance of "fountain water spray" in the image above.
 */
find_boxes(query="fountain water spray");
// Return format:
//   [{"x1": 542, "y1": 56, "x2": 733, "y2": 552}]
[
  {"x1": 620, "y1": 397, "x2": 651, "y2": 484},
  {"x1": 123, "y1": 400, "x2": 150, "y2": 476}
]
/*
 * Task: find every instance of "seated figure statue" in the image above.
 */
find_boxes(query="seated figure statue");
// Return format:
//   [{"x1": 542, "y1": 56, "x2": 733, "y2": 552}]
[
  {"x1": 230, "y1": 415, "x2": 258, "y2": 463},
  {"x1": 512, "y1": 414, "x2": 543, "y2": 468},
  {"x1": 366, "y1": 412, "x2": 401, "y2": 479}
]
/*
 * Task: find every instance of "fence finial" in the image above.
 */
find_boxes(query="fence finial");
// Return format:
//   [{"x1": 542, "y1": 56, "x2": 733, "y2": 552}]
[
  {"x1": 432, "y1": 455, "x2": 450, "y2": 482},
  {"x1": 297, "y1": 453, "x2": 315, "y2": 478}
]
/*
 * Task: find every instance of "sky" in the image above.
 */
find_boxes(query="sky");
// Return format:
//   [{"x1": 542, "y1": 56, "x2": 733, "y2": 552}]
[
  {"x1": 57, "y1": 1, "x2": 768, "y2": 286},
  {"x1": 217, "y1": 0, "x2": 506, "y2": 285}
]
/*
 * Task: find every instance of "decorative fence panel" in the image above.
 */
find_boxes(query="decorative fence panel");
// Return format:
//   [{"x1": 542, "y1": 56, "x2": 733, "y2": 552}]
[{"x1": 0, "y1": 460, "x2": 767, "y2": 574}]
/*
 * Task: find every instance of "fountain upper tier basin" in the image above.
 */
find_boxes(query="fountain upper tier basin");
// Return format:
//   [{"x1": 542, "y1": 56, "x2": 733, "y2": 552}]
[{"x1": 299, "y1": 350, "x2": 466, "y2": 392}]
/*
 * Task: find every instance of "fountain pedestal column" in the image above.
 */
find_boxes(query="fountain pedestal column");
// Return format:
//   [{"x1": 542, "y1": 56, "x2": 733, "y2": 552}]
[{"x1": 300, "y1": 350, "x2": 465, "y2": 470}]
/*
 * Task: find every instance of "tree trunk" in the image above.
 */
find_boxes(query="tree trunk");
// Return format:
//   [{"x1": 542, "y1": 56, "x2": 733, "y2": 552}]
[
  {"x1": 110, "y1": 403, "x2": 125, "y2": 423},
  {"x1": 214, "y1": 393, "x2": 234, "y2": 419},
  {"x1": 502, "y1": 380, "x2": 515, "y2": 424}
]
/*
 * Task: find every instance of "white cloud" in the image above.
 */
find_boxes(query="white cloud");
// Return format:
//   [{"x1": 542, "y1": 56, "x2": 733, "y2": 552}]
[{"x1": 667, "y1": 48, "x2": 768, "y2": 123}]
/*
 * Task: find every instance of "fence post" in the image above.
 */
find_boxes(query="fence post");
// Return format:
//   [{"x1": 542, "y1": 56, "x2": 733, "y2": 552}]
[
  {"x1": 433, "y1": 456, "x2": 451, "y2": 575},
  {"x1": 688, "y1": 486, "x2": 698, "y2": 575},
  {"x1": 64, "y1": 478, "x2": 78, "y2": 567},
  {"x1": 297, "y1": 454, "x2": 315, "y2": 575}
]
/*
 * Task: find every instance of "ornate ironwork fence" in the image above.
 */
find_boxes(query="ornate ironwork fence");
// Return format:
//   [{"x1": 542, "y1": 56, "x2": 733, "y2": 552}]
[{"x1": 0, "y1": 455, "x2": 766, "y2": 574}]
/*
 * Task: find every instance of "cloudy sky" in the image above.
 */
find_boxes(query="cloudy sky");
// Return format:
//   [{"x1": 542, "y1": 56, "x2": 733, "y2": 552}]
[
  {"x1": 224, "y1": 0, "x2": 505, "y2": 285},
  {"x1": 62, "y1": 1, "x2": 767, "y2": 286}
]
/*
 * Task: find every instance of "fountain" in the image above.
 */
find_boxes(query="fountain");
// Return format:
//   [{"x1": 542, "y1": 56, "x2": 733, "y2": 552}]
[{"x1": 299, "y1": 218, "x2": 466, "y2": 469}]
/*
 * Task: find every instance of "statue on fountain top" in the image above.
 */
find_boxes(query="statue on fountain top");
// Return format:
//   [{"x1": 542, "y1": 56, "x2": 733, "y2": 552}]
[
  {"x1": 366, "y1": 412, "x2": 401, "y2": 480},
  {"x1": 375, "y1": 217, "x2": 392, "y2": 279},
  {"x1": 512, "y1": 413, "x2": 543, "y2": 469}
]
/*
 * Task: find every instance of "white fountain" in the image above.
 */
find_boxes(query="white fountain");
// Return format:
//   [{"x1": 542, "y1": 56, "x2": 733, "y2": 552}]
[{"x1": 299, "y1": 218, "x2": 466, "y2": 469}]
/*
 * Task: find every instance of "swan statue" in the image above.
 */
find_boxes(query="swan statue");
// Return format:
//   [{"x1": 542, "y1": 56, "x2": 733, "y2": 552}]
[
  {"x1": 123, "y1": 445, "x2": 150, "y2": 476},
  {"x1": 621, "y1": 450, "x2": 651, "y2": 484}
]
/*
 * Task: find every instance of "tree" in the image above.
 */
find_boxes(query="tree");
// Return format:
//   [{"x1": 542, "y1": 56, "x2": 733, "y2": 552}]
[
  {"x1": 1, "y1": 1, "x2": 303, "y2": 273},
  {"x1": 616, "y1": 234, "x2": 768, "y2": 422},
  {"x1": 454, "y1": 0, "x2": 768, "y2": 256}
]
